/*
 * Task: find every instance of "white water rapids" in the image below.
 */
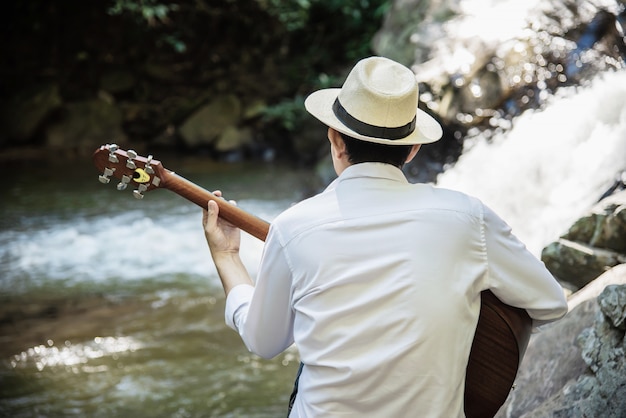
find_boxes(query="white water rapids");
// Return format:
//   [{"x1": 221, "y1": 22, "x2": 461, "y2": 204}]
[{"x1": 437, "y1": 68, "x2": 626, "y2": 256}]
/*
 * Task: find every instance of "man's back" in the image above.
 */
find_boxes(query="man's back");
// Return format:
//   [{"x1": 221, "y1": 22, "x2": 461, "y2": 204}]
[{"x1": 276, "y1": 163, "x2": 486, "y2": 417}]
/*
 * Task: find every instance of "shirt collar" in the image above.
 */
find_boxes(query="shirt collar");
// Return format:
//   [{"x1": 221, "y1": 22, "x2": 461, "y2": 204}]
[{"x1": 325, "y1": 163, "x2": 409, "y2": 192}]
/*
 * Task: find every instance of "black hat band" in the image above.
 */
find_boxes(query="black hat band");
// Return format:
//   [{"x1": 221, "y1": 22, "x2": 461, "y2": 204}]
[{"x1": 332, "y1": 98, "x2": 416, "y2": 140}]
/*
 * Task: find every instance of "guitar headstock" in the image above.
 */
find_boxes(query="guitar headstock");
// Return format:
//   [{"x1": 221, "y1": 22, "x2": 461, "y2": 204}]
[{"x1": 93, "y1": 144, "x2": 166, "y2": 199}]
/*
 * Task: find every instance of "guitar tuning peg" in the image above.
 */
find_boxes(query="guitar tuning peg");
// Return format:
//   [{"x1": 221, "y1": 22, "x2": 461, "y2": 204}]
[
  {"x1": 108, "y1": 144, "x2": 119, "y2": 163},
  {"x1": 116, "y1": 174, "x2": 131, "y2": 191},
  {"x1": 98, "y1": 167, "x2": 115, "y2": 184},
  {"x1": 133, "y1": 184, "x2": 148, "y2": 199},
  {"x1": 145, "y1": 155, "x2": 154, "y2": 174},
  {"x1": 126, "y1": 149, "x2": 137, "y2": 169}
]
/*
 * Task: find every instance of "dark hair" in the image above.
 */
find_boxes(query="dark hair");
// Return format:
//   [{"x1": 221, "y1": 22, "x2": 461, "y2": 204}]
[{"x1": 339, "y1": 132, "x2": 413, "y2": 168}]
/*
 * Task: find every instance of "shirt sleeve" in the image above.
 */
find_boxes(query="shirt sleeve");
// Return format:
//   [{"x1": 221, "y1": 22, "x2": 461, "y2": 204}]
[
  {"x1": 225, "y1": 284, "x2": 254, "y2": 331},
  {"x1": 224, "y1": 225, "x2": 295, "y2": 359},
  {"x1": 482, "y1": 203, "x2": 568, "y2": 327}
]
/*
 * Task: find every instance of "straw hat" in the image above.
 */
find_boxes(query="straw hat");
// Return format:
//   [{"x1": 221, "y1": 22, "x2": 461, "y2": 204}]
[{"x1": 305, "y1": 56, "x2": 442, "y2": 145}]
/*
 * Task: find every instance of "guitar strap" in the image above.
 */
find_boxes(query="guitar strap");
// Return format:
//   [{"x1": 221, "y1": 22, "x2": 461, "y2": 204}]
[{"x1": 287, "y1": 362, "x2": 304, "y2": 417}]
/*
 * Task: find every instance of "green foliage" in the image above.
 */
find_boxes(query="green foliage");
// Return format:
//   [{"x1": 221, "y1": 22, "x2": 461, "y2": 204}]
[
  {"x1": 108, "y1": 0, "x2": 186, "y2": 53},
  {"x1": 261, "y1": 71, "x2": 343, "y2": 130},
  {"x1": 262, "y1": 95, "x2": 306, "y2": 131},
  {"x1": 259, "y1": 0, "x2": 392, "y2": 132},
  {"x1": 258, "y1": 0, "x2": 312, "y2": 31},
  {"x1": 259, "y1": 0, "x2": 391, "y2": 60},
  {"x1": 107, "y1": 0, "x2": 179, "y2": 25},
  {"x1": 158, "y1": 33, "x2": 186, "y2": 53},
  {"x1": 2, "y1": 0, "x2": 395, "y2": 151}
]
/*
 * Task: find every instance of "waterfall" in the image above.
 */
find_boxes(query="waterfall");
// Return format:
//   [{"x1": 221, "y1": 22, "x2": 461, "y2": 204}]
[{"x1": 436, "y1": 69, "x2": 626, "y2": 256}]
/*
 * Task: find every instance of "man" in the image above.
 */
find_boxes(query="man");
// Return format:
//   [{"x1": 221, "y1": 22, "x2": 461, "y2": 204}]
[{"x1": 202, "y1": 56, "x2": 568, "y2": 417}]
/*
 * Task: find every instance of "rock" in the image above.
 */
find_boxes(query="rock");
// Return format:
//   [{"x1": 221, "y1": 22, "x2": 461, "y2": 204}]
[
  {"x1": 597, "y1": 284, "x2": 626, "y2": 330},
  {"x1": 44, "y1": 98, "x2": 127, "y2": 153},
  {"x1": 179, "y1": 95, "x2": 241, "y2": 147},
  {"x1": 143, "y1": 62, "x2": 182, "y2": 83},
  {"x1": 542, "y1": 190, "x2": 626, "y2": 290},
  {"x1": 214, "y1": 126, "x2": 253, "y2": 152},
  {"x1": 570, "y1": 284, "x2": 626, "y2": 418},
  {"x1": 495, "y1": 264, "x2": 626, "y2": 418},
  {"x1": 0, "y1": 83, "x2": 62, "y2": 144},
  {"x1": 564, "y1": 190, "x2": 626, "y2": 253},
  {"x1": 542, "y1": 239, "x2": 626, "y2": 290},
  {"x1": 99, "y1": 70, "x2": 136, "y2": 95},
  {"x1": 568, "y1": 264, "x2": 626, "y2": 311},
  {"x1": 242, "y1": 99, "x2": 267, "y2": 120}
]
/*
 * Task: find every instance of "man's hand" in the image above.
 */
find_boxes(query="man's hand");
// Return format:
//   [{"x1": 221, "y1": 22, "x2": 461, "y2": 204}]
[
  {"x1": 202, "y1": 190, "x2": 241, "y2": 257},
  {"x1": 202, "y1": 190, "x2": 252, "y2": 295}
]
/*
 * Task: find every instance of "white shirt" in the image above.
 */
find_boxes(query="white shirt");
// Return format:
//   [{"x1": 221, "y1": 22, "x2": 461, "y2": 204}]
[{"x1": 225, "y1": 163, "x2": 567, "y2": 417}]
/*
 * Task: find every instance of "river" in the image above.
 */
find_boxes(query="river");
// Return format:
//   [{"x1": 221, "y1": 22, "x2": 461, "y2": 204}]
[
  {"x1": 1, "y1": 55, "x2": 626, "y2": 418},
  {"x1": 0, "y1": 160, "x2": 311, "y2": 417}
]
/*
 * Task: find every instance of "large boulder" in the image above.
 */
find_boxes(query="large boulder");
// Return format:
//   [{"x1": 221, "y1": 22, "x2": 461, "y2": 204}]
[
  {"x1": 542, "y1": 190, "x2": 626, "y2": 290},
  {"x1": 564, "y1": 189, "x2": 626, "y2": 253},
  {"x1": 179, "y1": 95, "x2": 241, "y2": 148},
  {"x1": 44, "y1": 98, "x2": 126, "y2": 153},
  {"x1": 0, "y1": 83, "x2": 62, "y2": 145}
]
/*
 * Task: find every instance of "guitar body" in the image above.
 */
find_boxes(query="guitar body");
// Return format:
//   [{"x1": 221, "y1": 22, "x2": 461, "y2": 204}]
[
  {"x1": 466, "y1": 291, "x2": 531, "y2": 418},
  {"x1": 93, "y1": 145, "x2": 532, "y2": 417}
]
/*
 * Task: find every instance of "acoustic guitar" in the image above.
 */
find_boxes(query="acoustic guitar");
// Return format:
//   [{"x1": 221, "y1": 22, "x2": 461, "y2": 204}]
[{"x1": 93, "y1": 144, "x2": 532, "y2": 417}]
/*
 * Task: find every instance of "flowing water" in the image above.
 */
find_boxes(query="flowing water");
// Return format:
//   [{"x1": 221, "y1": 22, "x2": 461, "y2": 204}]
[
  {"x1": 0, "y1": 160, "x2": 311, "y2": 417},
  {"x1": 438, "y1": 68, "x2": 626, "y2": 256}
]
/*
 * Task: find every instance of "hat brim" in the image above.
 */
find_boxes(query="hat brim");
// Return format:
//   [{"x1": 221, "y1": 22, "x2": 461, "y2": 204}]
[{"x1": 305, "y1": 88, "x2": 443, "y2": 145}]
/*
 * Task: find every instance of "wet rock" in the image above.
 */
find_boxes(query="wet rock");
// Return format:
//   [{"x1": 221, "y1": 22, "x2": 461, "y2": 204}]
[
  {"x1": 542, "y1": 239, "x2": 626, "y2": 290},
  {"x1": 564, "y1": 190, "x2": 626, "y2": 253},
  {"x1": 542, "y1": 190, "x2": 626, "y2": 290}
]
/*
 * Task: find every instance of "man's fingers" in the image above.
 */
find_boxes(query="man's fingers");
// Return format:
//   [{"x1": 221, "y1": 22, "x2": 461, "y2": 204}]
[
  {"x1": 203, "y1": 200, "x2": 219, "y2": 230},
  {"x1": 208, "y1": 200, "x2": 219, "y2": 218},
  {"x1": 211, "y1": 190, "x2": 236, "y2": 206}
]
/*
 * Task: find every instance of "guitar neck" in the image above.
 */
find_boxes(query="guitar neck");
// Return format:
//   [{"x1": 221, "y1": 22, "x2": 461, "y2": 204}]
[{"x1": 161, "y1": 170, "x2": 270, "y2": 241}]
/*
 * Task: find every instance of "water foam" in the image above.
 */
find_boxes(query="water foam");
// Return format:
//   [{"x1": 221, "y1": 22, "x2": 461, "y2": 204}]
[
  {"x1": 0, "y1": 201, "x2": 283, "y2": 290},
  {"x1": 437, "y1": 69, "x2": 626, "y2": 255}
]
